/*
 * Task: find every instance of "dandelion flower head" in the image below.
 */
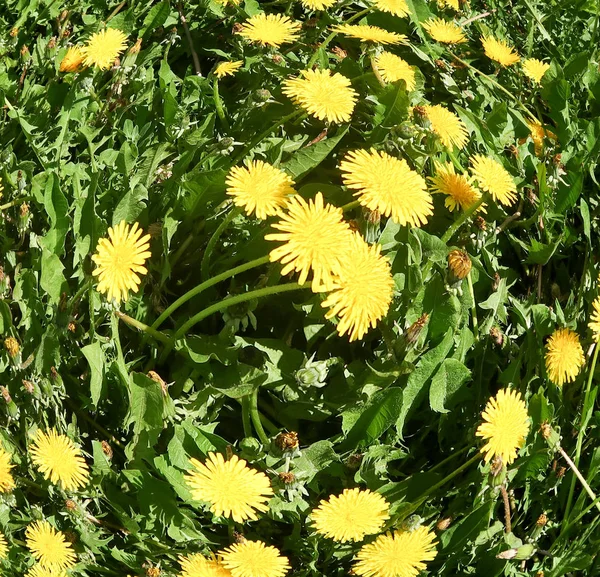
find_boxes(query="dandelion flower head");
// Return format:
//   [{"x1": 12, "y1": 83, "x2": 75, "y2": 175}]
[
  {"x1": 374, "y1": 52, "x2": 416, "y2": 89},
  {"x1": 226, "y1": 161, "x2": 295, "y2": 219},
  {"x1": 59, "y1": 46, "x2": 85, "y2": 72},
  {"x1": 423, "y1": 18, "x2": 466, "y2": 44},
  {"x1": 525, "y1": 119, "x2": 556, "y2": 156},
  {"x1": 311, "y1": 487, "x2": 390, "y2": 542},
  {"x1": 300, "y1": 0, "x2": 337, "y2": 9},
  {"x1": 215, "y1": 61, "x2": 243, "y2": 78},
  {"x1": 429, "y1": 162, "x2": 482, "y2": 212},
  {"x1": 438, "y1": 0, "x2": 460, "y2": 10},
  {"x1": 339, "y1": 149, "x2": 432, "y2": 227},
  {"x1": 469, "y1": 155, "x2": 517, "y2": 206},
  {"x1": 220, "y1": 540, "x2": 290, "y2": 577},
  {"x1": 30, "y1": 429, "x2": 89, "y2": 491},
  {"x1": 545, "y1": 328, "x2": 585, "y2": 386},
  {"x1": 475, "y1": 388, "x2": 529, "y2": 464},
  {"x1": 82, "y1": 28, "x2": 128, "y2": 70},
  {"x1": 282, "y1": 69, "x2": 357, "y2": 123},
  {"x1": 92, "y1": 221, "x2": 151, "y2": 303},
  {"x1": 237, "y1": 14, "x2": 301, "y2": 47},
  {"x1": 0, "y1": 446, "x2": 15, "y2": 492},
  {"x1": 185, "y1": 452, "x2": 273, "y2": 523},
  {"x1": 481, "y1": 36, "x2": 520, "y2": 66},
  {"x1": 522, "y1": 58, "x2": 550, "y2": 83},
  {"x1": 0, "y1": 532, "x2": 6, "y2": 559},
  {"x1": 373, "y1": 0, "x2": 410, "y2": 17},
  {"x1": 333, "y1": 24, "x2": 408, "y2": 45},
  {"x1": 179, "y1": 553, "x2": 234, "y2": 577},
  {"x1": 26, "y1": 566, "x2": 68, "y2": 577},
  {"x1": 265, "y1": 192, "x2": 352, "y2": 292},
  {"x1": 26, "y1": 520, "x2": 77, "y2": 571},
  {"x1": 423, "y1": 104, "x2": 468, "y2": 149},
  {"x1": 353, "y1": 527, "x2": 437, "y2": 577},
  {"x1": 589, "y1": 297, "x2": 600, "y2": 343}
]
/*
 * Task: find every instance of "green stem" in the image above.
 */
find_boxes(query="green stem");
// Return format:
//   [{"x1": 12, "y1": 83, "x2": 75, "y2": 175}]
[
  {"x1": 467, "y1": 271, "x2": 479, "y2": 342},
  {"x1": 564, "y1": 343, "x2": 600, "y2": 524},
  {"x1": 250, "y1": 387, "x2": 270, "y2": 445},
  {"x1": 115, "y1": 311, "x2": 171, "y2": 345},
  {"x1": 0, "y1": 196, "x2": 33, "y2": 211},
  {"x1": 369, "y1": 54, "x2": 386, "y2": 87},
  {"x1": 440, "y1": 196, "x2": 486, "y2": 244},
  {"x1": 201, "y1": 207, "x2": 241, "y2": 281},
  {"x1": 340, "y1": 199, "x2": 360, "y2": 212},
  {"x1": 241, "y1": 395, "x2": 253, "y2": 438},
  {"x1": 64, "y1": 397, "x2": 125, "y2": 450},
  {"x1": 555, "y1": 494, "x2": 600, "y2": 547},
  {"x1": 213, "y1": 79, "x2": 229, "y2": 130},
  {"x1": 558, "y1": 445, "x2": 600, "y2": 515},
  {"x1": 151, "y1": 255, "x2": 270, "y2": 331}
]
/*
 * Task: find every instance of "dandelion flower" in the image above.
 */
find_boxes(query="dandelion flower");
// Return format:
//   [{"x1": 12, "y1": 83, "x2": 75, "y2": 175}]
[
  {"x1": 237, "y1": 14, "x2": 301, "y2": 47},
  {"x1": 429, "y1": 162, "x2": 482, "y2": 212},
  {"x1": 265, "y1": 192, "x2": 352, "y2": 291},
  {"x1": 340, "y1": 149, "x2": 432, "y2": 227},
  {"x1": 469, "y1": 155, "x2": 517, "y2": 206},
  {"x1": 447, "y1": 249, "x2": 471, "y2": 280},
  {"x1": 524, "y1": 119, "x2": 556, "y2": 156},
  {"x1": 373, "y1": 0, "x2": 409, "y2": 17},
  {"x1": 184, "y1": 452, "x2": 273, "y2": 523},
  {"x1": 215, "y1": 61, "x2": 243, "y2": 78},
  {"x1": 220, "y1": 541, "x2": 290, "y2": 577},
  {"x1": 545, "y1": 328, "x2": 585, "y2": 386},
  {"x1": 475, "y1": 388, "x2": 529, "y2": 464},
  {"x1": 522, "y1": 58, "x2": 550, "y2": 83},
  {"x1": 353, "y1": 527, "x2": 437, "y2": 577},
  {"x1": 26, "y1": 566, "x2": 68, "y2": 577},
  {"x1": 59, "y1": 46, "x2": 85, "y2": 72},
  {"x1": 423, "y1": 104, "x2": 468, "y2": 149},
  {"x1": 0, "y1": 532, "x2": 6, "y2": 559},
  {"x1": 321, "y1": 233, "x2": 394, "y2": 341},
  {"x1": 312, "y1": 487, "x2": 390, "y2": 542},
  {"x1": 374, "y1": 52, "x2": 415, "y2": 89},
  {"x1": 0, "y1": 446, "x2": 15, "y2": 492},
  {"x1": 82, "y1": 28, "x2": 128, "y2": 70},
  {"x1": 300, "y1": 0, "x2": 337, "y2": 9},
  {"x1": 282, "y1": 69, "x2": 357, "y2": 123},
  {"x1": 333, "y1": 24, "x2": 408, "y2": 45},
  {"x1": 92, "y1": 221, "x2": 151, "y2": 303},
  {"x1": 180, "y1": 553, "x2": 234, "y2": 577},
  {"x1": 26, "y1": 521, "x2": 77, "y2": 571},
  {"x1": 226, "y1": 161, "x2": 295, "y2": 219},
  {"x1": 589, "y1": 297, "x2": 600, "y2": 342},
  {"x1": 214, "y1": 0, "x2": 241, "y2": 4},
  {"x1": 423, "y1": 18, "x2": 466, "y2": 44},
  {"x1": 481, "y1": 36, "x2": 520, "y2": 67},
  {"x1": 438, "y1": 0, "x2": 460, "y2": 9},
  {"x1": 30, "y1": 430, "x2": 89, "y2": 491}
]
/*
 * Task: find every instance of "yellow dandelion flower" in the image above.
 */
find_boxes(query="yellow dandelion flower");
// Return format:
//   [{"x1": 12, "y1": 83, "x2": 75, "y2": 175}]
[
  {"x1": 59, "y1": 46, "x2": 85, "y2": 72},
  {"x1": 422, "y1": 18, "x2": 466, "y2": 44},
  {"x1": 423, "y1": 104, "x2": 468, "y2": 149},
  {"x1": 220, "y1": 540, "x2": 290, "y2": 577},
  {"x1": 447, "y1": 249, "x2": 471, "y2": 280},
  {"x1": 373, "y1": 0, "x2": 409, "y2": 17},
  {"x1": 311, "y1": 487, "x2": 390, "y2": 542},
  {"x1": 282, "y1": 69, "x2": 357, "y2": 123},
  {"x1": 438, "y1": 0, "x2": 460, "y2": 9},
  {"x1": 339, "y1": 149, "x2": 432, "y2": 227},
  {"x1": 545, "y1": 328, "x2": 585, "y2": 386},
  {"x1": 589, "y1": 297, "x2": 600, "y2": 342},
  {"x1": 475, "y1": 388, "x2": 529, "y2": 464},
  {"x1": 522, "y1": 58, "x2": 550, "y2": 84},
  {"x1": 184, "y1": 452, "x2": 273, "y2": 523},
  {"x1": 91, "y1": 221, "x2": 151, "y2": 303},
  {"x1": 481, "y1": 36, "x2": 520, "y2": 67},
  {"x1": 469, "y1": 155, "x2": 517, "y2": 206},
  {"x1": 214, "y1": 0, "x2": 241, "y2": 4},
  {"x1": 30, "y1": 430, "x2": 89, "y2": 491},
  {"x1": 237, "y1": 14, "x2": 301, "y2": 47},
  {"x1": 180, "y1": 553, "x2": 234, "y2": 577},
  {"x1": 215, "y1": 61, "x2": 243, "y2": 78},
  {"x1": 524, "y1": 119, "x2": 556, "y2": 156},
  {"x1": 0, "y1": 446, "x2": 15, "y2": 492},
  {"x1": 26, "y1": 566, "x2": 68, "y2": 577},
  {"x1": 0, "y1": 532, "x2": 7, "y2": 559},
  {"x1": 353, "y1": 527, "x2": 437, "y2": 577},
  {"x1": 333, "y1": 24, "x2": 408, "y2": 45},
  {"x1": 300, "y1": 0, "x2": 337, "y2": 9},
  {"x1": 428, "y1": 162, "x2": 482, "y2": 212},
  {"x1": 226, "y1": 161, "x2": 295, "y2": 219},
  {"x1": 265, "y1": 192, "x2": 352, "y2": 292},
  {"x1": 374, "y1": 52, "x2": 415, "y2": 89},
  {"x1": 321, "y1": 233, "x2": 394, "y2": 341},
  {"x1": 26, "y1": 521, "x2": 77, "y2": 571},
  {"x1": 82, "y1": 28, "x2": 128, "y2": 70}
]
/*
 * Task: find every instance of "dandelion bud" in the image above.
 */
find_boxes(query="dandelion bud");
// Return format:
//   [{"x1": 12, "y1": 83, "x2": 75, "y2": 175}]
[
  {"x1": 22, "y1": 380, "x2": 35, "y2": 394},
  {"x1": 394, "y1": 121, "x2": 417, "y2": 140},
  {"x1": 278, "y1": 472, "x2": 296, "y2": 484},
  {"x1": 4, "y1": 337, "x2": 20, "y2": 358},
  {"x1": 9, "y1": 28, "x2": 18, "y2": 38},
  {"x1": 20, "y1": 45, "x2": 30, "y2": 62},
  {"x1": 130, "y1": 38, "x2": 142, "y2": 54},
  {"x1": 448, "y1": 249, "x2": 472, "y2": 280},
  {"x1": 148, "y1": 370, "x2": 169, "y2": 396},
  {"x1": 17, "y1": 202, "x2": 31, "y2": 233},
  {"x1": 405, "y1": 314, "x2": 429, "y2": 348},
  {"x1": 540, "y1": 422, "x2": 560, "y2": 451},
  {"x1": 47, "y1": 37, "x2": 57, "y2": 50},
  {"x1": 148, "y1": 222, "x2": 163, "y2": 239},
  {"x1": 218, "y1": 136, "x2": 235, "y2": 151},
  {"x1": 63, "y1": 530, "x2": 77, "y2": 544},
  {"x1": 253, "y1": 88, "x2": 272, "y2": 103},
  {"x1": 332, "y1": 46, "x2": 347, "y2": 60},
  {"x1": 489, "y1": 326, "x2": 504, "y2": 346},
  {"x1": 65, "y1": 499, "x2": 77, "y2": 511},
  {"x1": 275, "y1": 431, "x2": 299, "y2": 451},
  {"x1": 101, "y1": 441, "x2": 113, "y2": 459},
  {"x1": 0, "y1": 267, "x2": 10, "y2": 297},
  {"x1": 146, "y1": 567, "x2": 161, "y2": 577},
  {"x1": 59, "y1": 10, "x2": 69, "y2": 22},
  {"x1": 436, "y1": 517, "x2": 452, "y2": 531},
  {"x1": 345, "y1": 453, "x2": 363, "y2": 470},
  {"x1": 489, "y1": 456, "x2": 506, "y2": 487},
  {"x1": 17, "y1": 170, "x2": 26, "y2": 192},
  {"x1": 536, "y1": 513, "x2": 548, "y2": 526},
  {"x1": 475, "y1": 216, "x2": 487, "y2": 231},
  {"x1": 271, "y1": 53, "x2": 283, "y2": 64},
  {"x1": 0, "y1": 386, "x2": 11, "y2": 404}
]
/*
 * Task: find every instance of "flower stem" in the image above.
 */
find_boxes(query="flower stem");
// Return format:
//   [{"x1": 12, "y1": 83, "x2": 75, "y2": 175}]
[
  {"x1": 0, "y1": 196, "x2": 32, "y2": 211},
  {"x1": 340, "y1": 199, "x2": 360, "y2": 212},
  {"x1": 241, "y1": 395, "x2": 253, "y2": 438},
  {"x1": 440, "y1": 195, "x2": 486, "y2": 244},
  {"x1": 558, "y1": 444, "x2": 600, "y2": 514},
  {"x1": 250, "y1": 387, "x2": 270, "y2": 445},
  {"x1": 115, "y1": 311, "x2": 171, "y2": 345},
  {"x1": 564, "y1": 343, "x2": 600, "y2": 523},
  {"x1": 213, "y1": 79, "x2": 229, "y2": 130},
  {"x1": 467, "y1": 271, "x2": 479, "y2": 342},
  {"x1": 201, "y1": 207, "x2": 241, "y2": 281}
]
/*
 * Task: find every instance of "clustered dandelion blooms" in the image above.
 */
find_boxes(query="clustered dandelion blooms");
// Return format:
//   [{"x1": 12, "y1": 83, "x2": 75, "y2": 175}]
[
  {"x1": 339, "y1": 149, "x2": 432, "y2": 226},
  {"x1": 220, "y1": 540, "x2": 290, "y2": 577},
  {"x1": 30, "y1": 429, "x2": 89, "y2": 491},
  {"x1": 215, "y1": 61, "x2": 243, "y2": 78},
  {"x1": 82, "y1": 28, "x2": 128, "y2": 70},
  {"x1": 373, "y1": 0, "x2": 410, "y2": 17},
  {"x1": 59, "y1": 46, "x2": 85, "y2": 72},
  {"x1": 423, "y1": 104, "x2": 468, "y2": 149},
  {"x1": 26, "y1": 520, "x2": 77, "y2": 571},
  {"x1": 184, "y1": 452, "x2": 273, "y2": 522},
  {"x1": 237, "y1": 13, "x2": 301, "y2": 47},
  {"x1": 423, "y1": 18, "x2": 466, "y2": 44},
  {"x1": 265, "y1": 192, "x2": 351, "y2": 292},
  {"x1": 0, "y1": 446, "x2": 15, "y2": 492},
  {"x1": 333, "y1": 24, "x2": 408, "y2": 45},
  {"x1": 92, "y1": 221, "x2": 152, "y2": 303},
  {"x1": 469, "y1": 155, "x2": 517, "y2": 206},
  {"x1": 311, "y1": 487, "x2": 390, "y2": 542},
  {"x1": 282, "y1": 69, "x2": 357, "y2": 123},
  {"x1": 226, "y1": 161, "x2": 295, "y2": 219},
  {"x1": 353, "y1": 527, "x2": 437, "y2": 577},
  {"x1": 429, "y1": 162, "x2": 482, "y2": 211},
  {"x1": 522, "y1": 58, "x2": 550, "y2": 83},
  {"x1": 374, "y1": 52, "x2": 416, "y2": 89},
  {"x1": 545, "y1": 328, "x2": 585, "y2": 386},
  {"x1": 589, "y1": 297, "x2": 600, "y2": 342},
  {"x1": 481, "y1": 36, "x2": 520, "y2": 66},
  {"x1": 180, "y1": 553, "x2": 234, "y2": 577},
  {"x1": 475, "y1": 388, "x2": 529, "y2": 464}
]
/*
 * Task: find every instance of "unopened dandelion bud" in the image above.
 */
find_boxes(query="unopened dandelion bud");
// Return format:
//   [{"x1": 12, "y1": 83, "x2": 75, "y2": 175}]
[
  {"x1": 253, "y1": 88, "x2": 272, "y2": 103},
  {"x1": 65, "y1": 499, "x2": 77, "y2": 511},
  {"x1": 148, "y1": 370, "x2": 168, "y2": 396},
  {"x1": 17, "y1": 202, "x2": 31, "y2": 233},
  {"x1": 278, "y1": 472, "x2": 296, "y2": 484},
  {"x1": 395, "y1": 121, "x2": 417, "y2": 139},
  {"x1": 146, "y1": 567, "x2": 160, "y2": 577},
  {"x1": 101, "y1": 440, "x2": 113, "y2": 459},
  {"x1": 130, "y1": 38, "x2": 142, "y2": 54},
  {"x1": 275, "y1": 431, "x2": 299, "y2": 451},
  {"x1": 22, "y1": 380, "x2": 35, "y2": 394},
  {"x1": 0, "y1": 267, "x2": 10, "y2": 297},
  {"x1": 4, "y1": 337, "x2": 20, "y2": 359},
  {"x1": 436, "y1": 517, "x2": 452, "y2": 531},
  {"x1": 448, "y1": 249, "x2": 472, "y2": 280},
  {"x1": 9, "y1": 27, "x2": 18, "y2": 38},
  {"x1": 0, "y1": 386, "x2": 11, "y2": 404},
  {"x1": 20, "y1": 45, "x2": 30, "y2": 62},
  {"x1": 405, "y1": 313, "x2": 429, "y2": 347},
  {"x1": 540, "y1": 422, "x2": 560, "y2": 451},
  {"x1": 345, "y1": 453, "x2": 363, "y2": 470},
  {"x1": 147, "y1": 222, "x2": 162, "y2": 239},
  {"x1": 47, "y1": 37, "x2": 57, "y2": 50},
  {"x1": 489, "y1": 456, "x2": 506, "y2": 487},
  {"x1": 489, "y1": 326, "x2": 504, "y2": 346}
]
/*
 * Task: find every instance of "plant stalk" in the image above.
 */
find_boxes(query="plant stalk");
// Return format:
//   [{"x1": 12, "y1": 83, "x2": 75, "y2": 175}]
[{"x1": 249, "y1": 388, "x2": 270, "y2": 445}]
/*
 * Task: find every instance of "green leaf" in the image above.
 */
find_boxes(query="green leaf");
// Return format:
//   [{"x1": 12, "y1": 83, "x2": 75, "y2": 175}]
[
  {"x1": 141, "y1": 1, "x2": 171, "y2": 38},
  {"x1": 92, "y1": 440, "x2": 113, "y2": 477},
  {"x1": 39, "y1": 172, "x2": 69, "y2": 256},
  {"x1": 429, "y1": 358, "x2": 471, "y2": 413},
  {"x1": 40, "y1": 249, "x2": 65, "y2": 305},
  {"x1": 82, "y1": 341, "x2": 105, "y2": 407},
  {"x1": 112, "y1": 184, "x2": 148, "y2": 225},
  {"x1": 126, "y1": 373, "x2": 164, "y2": 435}
]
